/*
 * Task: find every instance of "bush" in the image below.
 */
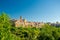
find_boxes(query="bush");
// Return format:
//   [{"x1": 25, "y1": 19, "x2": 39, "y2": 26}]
[{"x1": 0, "y1": 12, "x2": 60, "y2": 40}]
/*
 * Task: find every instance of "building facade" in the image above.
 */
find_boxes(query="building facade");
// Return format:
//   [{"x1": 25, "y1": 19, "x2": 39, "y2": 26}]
[{"x1": 12, "y1": 16, "x2": 44, "y2": 28}]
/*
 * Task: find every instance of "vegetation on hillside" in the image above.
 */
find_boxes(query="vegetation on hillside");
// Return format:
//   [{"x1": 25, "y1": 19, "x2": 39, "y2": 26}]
[{"x1": 0, "y1": 12, "x2": 60, "y2": 40}]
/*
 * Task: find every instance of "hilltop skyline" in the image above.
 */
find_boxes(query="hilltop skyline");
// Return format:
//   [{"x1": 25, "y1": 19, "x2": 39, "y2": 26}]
[{"x1": 0, "y1": 0, "x2": 60, "y2": 22}]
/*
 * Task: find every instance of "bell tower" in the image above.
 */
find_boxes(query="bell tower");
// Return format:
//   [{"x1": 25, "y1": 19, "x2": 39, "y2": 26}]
[
  {"x1": 20, "y1": 16, "x2": 22, "y2": 22},
  {"x1": 20, "y1": 16, "x2": 22, "y2": 20}
]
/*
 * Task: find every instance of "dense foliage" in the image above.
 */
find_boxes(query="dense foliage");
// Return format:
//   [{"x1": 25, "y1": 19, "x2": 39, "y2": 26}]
[
  {"x1": 0, "y1": 12, "x2": 21, "y2": 40},
  {"x1": 0, "y1": 12, "x2": 60, "y2": 40}
]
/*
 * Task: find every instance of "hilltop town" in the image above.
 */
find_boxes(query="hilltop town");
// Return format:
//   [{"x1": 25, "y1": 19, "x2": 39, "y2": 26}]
[
  {"x1": 10, "y1": 16, "x2": 60, "y2": 28},
  {"x1": 10, "y1": 16, "x2": 44, "y2": 28}
]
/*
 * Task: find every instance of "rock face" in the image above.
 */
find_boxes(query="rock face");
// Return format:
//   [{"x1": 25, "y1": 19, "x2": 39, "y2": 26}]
[{"x1": 11, "y1": 16, "x2": 44, "y2": 28}]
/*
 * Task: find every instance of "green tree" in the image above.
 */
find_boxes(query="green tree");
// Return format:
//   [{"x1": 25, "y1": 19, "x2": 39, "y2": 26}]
[{"x1": 0, "y1": 12, "x2": 21, "y2": 40}]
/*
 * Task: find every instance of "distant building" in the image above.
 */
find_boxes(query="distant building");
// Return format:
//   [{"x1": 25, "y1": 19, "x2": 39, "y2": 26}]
[
  {"x1": 11, "y1": 16, "x2": 44, "y2": 28},
  {"x1": 51, "y1": 23, "x2": 60, "y2": 27},
  {"x1": 46, "y1": 22, "x2": 60, "y2": 27}
]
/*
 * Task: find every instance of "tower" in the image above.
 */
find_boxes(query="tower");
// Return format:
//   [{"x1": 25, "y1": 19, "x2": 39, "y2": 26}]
[
  {"x1": 20, "y1": 16, "x2": 23, "y2": 22},
  {"x1": 20, "y1": 16, "x2": 22, "y2": 20}
]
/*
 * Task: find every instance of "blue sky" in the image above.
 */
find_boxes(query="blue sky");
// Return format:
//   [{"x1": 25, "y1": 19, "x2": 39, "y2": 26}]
[{"x1": 0, "y1": 0, "x2": 60, "y2": 22}]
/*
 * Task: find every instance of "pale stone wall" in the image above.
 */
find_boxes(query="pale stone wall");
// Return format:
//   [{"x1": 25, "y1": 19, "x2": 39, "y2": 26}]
[{"x1": 15, "y1": 19, "x2": 44, "y2": 28}]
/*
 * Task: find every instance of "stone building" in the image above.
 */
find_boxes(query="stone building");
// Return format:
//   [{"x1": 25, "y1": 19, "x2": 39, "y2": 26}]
[{"x1": 11, "y1": 16, "x2": 44, "y2": 28}]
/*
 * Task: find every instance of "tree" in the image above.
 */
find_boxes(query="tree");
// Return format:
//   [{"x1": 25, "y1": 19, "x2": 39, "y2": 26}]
[{"x1": 0, "y1": 12, "x2": 21, "y2": 40}]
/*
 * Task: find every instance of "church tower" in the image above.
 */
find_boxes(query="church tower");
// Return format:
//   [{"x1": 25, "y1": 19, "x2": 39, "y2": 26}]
[
  {"x1": 20, "y1": 16, "x2": 22, "y2": 20},
  {"x1": 20, "y1": 16, "x2": 23, "y2": 22}
]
